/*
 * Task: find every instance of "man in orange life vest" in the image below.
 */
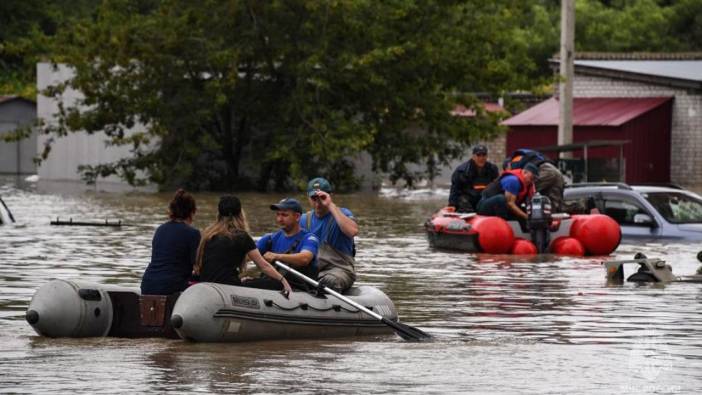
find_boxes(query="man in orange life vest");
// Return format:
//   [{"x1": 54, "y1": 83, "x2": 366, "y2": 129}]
[
  {"x1": 448, "y1": 144, "x2": 499, "y2": 212},
  {"x1": 476, "y1": 162, "x2": 539, "y2": 221}
]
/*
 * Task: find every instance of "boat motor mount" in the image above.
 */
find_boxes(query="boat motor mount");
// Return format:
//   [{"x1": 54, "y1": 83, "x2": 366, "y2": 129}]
[{"x1": 527, "y1": 193, "x2": 552, "y2": 253}]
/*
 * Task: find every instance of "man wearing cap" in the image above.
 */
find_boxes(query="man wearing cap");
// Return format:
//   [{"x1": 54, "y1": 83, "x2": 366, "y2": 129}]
[
  {"x1": 249, "y1": 198, "x2": 319, "y2": 290},
  {"x1": 301, "y1": 177, "x2": 358, "y2": 293},
  {"x1": 477, "y1": 162, "x2": 539, "y2": 221},
  {"x1": 505, "y1": 148, "x2": 566, "y2": 213},
  {"x1": 448, "y1": 144, "x2": 499, "y2": 213}
]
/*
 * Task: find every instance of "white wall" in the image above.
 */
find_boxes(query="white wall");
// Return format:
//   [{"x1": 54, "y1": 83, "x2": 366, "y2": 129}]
[{"x1": 37, "y1": 62, "x2": 150, "y2": 187}]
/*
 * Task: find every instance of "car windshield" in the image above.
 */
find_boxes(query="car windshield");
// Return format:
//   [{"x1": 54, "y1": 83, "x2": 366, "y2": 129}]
[{"x1": 643, "y1": 192, "x2": 702, "y2": 224}]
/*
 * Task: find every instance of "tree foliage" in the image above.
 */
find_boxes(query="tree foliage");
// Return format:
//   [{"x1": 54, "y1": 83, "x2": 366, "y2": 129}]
[
  {"x1": 5, "y1": 0, "x2": 702, "y2": 190},
  {"x1": 0, "y1": 0, "x2": 97, "y2": 98},
  {"x1": 43, "y1": 0, "x2": 536, "y2": 190},
  {"x1": 575, "y1": 0, "x2": 702, "y2": 51}
]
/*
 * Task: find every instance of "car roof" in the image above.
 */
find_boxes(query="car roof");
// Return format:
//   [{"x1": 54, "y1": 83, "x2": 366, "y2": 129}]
[{"x1": 565, "y1": 183, "x2": 699, "y2": 196}]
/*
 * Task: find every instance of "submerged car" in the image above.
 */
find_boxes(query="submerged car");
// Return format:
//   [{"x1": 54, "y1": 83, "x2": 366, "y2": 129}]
[{"x1": 564, "y1": 183, "x2": 702, "y2": 241}]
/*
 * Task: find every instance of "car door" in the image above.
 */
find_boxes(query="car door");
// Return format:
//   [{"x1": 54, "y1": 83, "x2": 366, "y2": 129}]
[{"x1": 599, "y1": 192, "x2": 662, "y2": 238}]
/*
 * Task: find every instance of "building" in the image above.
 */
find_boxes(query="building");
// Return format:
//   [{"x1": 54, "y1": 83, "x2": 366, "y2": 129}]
[
  {"x1": 503, "y1": 96, "x2": 673, "y2": 183},
  {"x1": 36, "y1": 62, "x2": 150, "y2": 189},
  {"x1": 0, "y1": 96, "x2": 37, "y2": 174},
  {"x1": 506, "y1": 53, "x2": 702, "y2": 187}
]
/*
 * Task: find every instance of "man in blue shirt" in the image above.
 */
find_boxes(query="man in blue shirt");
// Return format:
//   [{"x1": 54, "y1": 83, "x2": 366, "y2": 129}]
[
  {"x1": 248, "y1": 198, "x2": 319, "y2": 291},
  {"x1": 477, "y1": 162, "x2": 539, "y2": 221},
  {"x1": 300, "y1": 177, "x2": 358, "y2": 293}
]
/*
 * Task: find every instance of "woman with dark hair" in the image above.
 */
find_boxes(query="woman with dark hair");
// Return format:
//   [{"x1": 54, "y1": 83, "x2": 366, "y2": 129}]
[
  {"x1": 195, "y1": 195, "x2": 292, "y2": 296},
  {"x1": 140, "y1": 189, "x2": 200, "y2": 295}
]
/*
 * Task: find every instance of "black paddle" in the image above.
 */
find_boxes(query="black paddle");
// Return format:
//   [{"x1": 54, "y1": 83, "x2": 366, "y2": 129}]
[
  {"x1": 274, "y1": 261, "x2": 431, "y2": 341},
  {"x1": 0, "y1": 196, "x2": 15, "y2": 223}
]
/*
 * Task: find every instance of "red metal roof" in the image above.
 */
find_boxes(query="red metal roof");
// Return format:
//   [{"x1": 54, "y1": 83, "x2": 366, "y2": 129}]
[{"x1": 502, "y1": 97, "x2": 672, "y2": 127}]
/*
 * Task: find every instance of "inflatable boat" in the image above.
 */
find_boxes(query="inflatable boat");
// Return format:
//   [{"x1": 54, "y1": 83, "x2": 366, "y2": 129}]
[
  {"x1": 26, "y1": 280, "x2": 398, "y2": 342},
  {"x1": 26, "y1": 279, "x2": 180, "y2": 338},
  {"x1": 171, "y1": 282, "x2": 397, "y2": 342},
  {"x1": 425, "y1": 206, "x2": 621, "y2": 256}
]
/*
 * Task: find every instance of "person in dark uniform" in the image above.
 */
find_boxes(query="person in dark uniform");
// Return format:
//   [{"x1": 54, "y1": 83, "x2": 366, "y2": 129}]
[{"x1": 448, "y1": 144, "x2": 499, "y2": 212}]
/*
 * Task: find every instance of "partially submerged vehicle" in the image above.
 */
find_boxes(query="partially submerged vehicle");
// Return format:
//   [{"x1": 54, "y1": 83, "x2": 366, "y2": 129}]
[
  {"x1": 565, "y1": 183, "x2": 702, "y2": 241},
  {"x1": 603, "y1": 252, "x2": 702, "y2": 284}
]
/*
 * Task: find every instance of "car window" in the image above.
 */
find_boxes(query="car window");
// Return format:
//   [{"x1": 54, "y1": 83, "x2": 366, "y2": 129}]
[
  {"x1": 643, "y1": 192, "x2": 702, "y2": 224},
  {"x1": 602, "y1": 196, "x2": 650, "y2": 226}
]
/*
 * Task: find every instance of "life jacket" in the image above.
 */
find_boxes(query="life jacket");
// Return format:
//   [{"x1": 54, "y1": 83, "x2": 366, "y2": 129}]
[
  {"x1": 507, "y1": 148, "x2": 546, "y2": 170},
  {"x1": 482, "y1": 168, "x2": 535, "y2": 204}
]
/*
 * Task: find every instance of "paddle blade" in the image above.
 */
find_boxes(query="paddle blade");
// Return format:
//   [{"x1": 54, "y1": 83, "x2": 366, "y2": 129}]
[{"x1": 382, "y1": 317, "x2": 432, "y2": 341}]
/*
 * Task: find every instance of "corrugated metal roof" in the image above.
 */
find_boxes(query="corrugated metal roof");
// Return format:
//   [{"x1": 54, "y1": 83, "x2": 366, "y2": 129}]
[
  {"x1": 575, "y1": 60, "x2": 702, "y2": 82},
  {"x1": 502, "y1": 97, "x2": 672, "y2": 126}
]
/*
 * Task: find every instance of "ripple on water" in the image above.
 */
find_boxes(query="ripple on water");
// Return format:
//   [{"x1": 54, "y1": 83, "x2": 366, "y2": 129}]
[{"x1": 2, "y1": 176, "x2": 702, "y2": 393}]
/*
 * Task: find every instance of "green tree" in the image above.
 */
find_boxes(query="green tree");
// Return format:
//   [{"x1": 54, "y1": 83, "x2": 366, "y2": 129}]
[
  {"x1": 0, "y1": 0, "x2": 97, "y2": 98},
  {"x1": 42, "y1": 0, "x2": 540, "y2": 190},
  {"x1": 575, "y1": 0, "x2": 702, "y2": 52}
]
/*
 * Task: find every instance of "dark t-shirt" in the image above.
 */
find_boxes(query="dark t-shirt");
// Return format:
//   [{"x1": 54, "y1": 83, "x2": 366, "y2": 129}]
[
  {"x1": 199, "y1": 231, "x2": 257, "y2": 285},
  {"x1": 141, "y1": 221, "x2": 201, "y2": 295}
]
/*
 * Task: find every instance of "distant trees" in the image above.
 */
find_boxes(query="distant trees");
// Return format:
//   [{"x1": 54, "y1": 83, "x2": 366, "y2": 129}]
[
  {"x1": 575, "y1": 0, "x2": 702, "y2": 52},
  {"x1": 3, "y1": 0, "x2": 701, "y2": 190},
  {"x1": 0, "y1": 0, "x2": 96, "y2": 98},
  {"x1": 40, "y1": 0, "x2": 536, "y2": 190}
]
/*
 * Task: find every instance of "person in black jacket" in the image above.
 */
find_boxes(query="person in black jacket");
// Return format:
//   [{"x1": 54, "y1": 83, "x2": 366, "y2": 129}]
[{"x1": 448, "y1": 144, "x2": 499, "y2": 212}]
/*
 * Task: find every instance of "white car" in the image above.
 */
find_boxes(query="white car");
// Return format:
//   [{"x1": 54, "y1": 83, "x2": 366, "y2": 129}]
[{"x1": 564, "y1": 183, "x2": 702, "y2": 241}]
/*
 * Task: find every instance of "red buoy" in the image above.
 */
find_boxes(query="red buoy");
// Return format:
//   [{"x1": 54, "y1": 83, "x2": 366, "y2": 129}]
[
  {"x1": 550, "y1": 236, "x2": 585, "y2": 256},
  {"x1": 570, "y1": 214, "x2": 621, "y2": 255},
  {"x1": 511, "y1": 238, "x2": 537, "y2": 255},
  {"x1": 471, "y1": 216, "x2": 515, "y2": 254}
]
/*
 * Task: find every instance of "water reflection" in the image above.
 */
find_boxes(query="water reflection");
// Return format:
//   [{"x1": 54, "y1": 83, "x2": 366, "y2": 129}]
[{"x1": 2, "y1": 176, "x2": 702, "y2": 393}]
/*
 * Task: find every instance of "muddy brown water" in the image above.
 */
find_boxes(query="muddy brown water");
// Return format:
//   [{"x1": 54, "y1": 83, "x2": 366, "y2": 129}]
[{"x1": 1, "y1": 176, "x2": 701, "y2": 393}]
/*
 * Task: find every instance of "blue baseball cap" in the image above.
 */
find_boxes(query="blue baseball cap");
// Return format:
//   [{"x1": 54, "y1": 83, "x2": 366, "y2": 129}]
[
  {"x1": 270, "y1": 198, "x2": 303, "y2": 214},
  {"x1": 306, "y1": 177, "x2": 332, "y2": 197}
]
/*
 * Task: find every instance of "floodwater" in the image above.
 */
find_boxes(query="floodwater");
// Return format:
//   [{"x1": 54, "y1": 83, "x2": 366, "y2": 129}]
[{"x1": 1, "y1": 176, "x2": 701, "y2": 394}]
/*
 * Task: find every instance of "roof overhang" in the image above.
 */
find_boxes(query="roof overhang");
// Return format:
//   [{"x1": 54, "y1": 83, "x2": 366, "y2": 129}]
[
  {"x1": 549, "y1": 57, "x2": 702, "y2": 91},
  {"x1": 502, "y1": 97, "x2": 672, "y2": 127}
]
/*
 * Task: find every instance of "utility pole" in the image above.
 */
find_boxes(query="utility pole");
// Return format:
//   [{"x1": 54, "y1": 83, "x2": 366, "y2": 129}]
[{"x1": 558, "y1": 0, "x2": 575, "y2": 159}]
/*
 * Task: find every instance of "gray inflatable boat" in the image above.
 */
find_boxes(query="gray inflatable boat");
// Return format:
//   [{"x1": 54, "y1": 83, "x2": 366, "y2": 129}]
[
  {"x1": 171, "y1": 282, "x2": 398, "y2": 342},
  {"x1": 26, "y1": 279, "x2": 179, "y2": 338},
  {"x1": 26, "y1": 279, "x2": 398, "y2": 342}
]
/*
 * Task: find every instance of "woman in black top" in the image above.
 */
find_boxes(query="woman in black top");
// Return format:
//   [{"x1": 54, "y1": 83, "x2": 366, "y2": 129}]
[
  {"x1": 194, "y1": 195, "x2": 292, "y2": 296},
  {"x1": 141, "y1": 189, "x2": 200, "y2": 295}
]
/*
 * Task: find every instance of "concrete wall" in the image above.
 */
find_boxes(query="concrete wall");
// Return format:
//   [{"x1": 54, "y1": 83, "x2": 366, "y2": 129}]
[
  {"x1": 573, "y1": 74, "x2": 702, "y2": 186},
  {"x1": 37, "y1": 62, "x2": 149, "y2": 187},
  {"x1": 0, "y1": 99, "x2": 37, "y2": 174}
]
